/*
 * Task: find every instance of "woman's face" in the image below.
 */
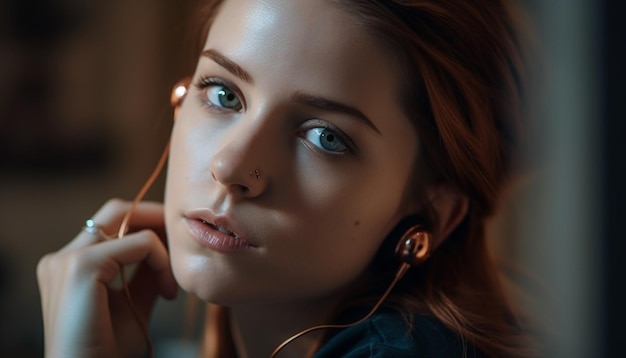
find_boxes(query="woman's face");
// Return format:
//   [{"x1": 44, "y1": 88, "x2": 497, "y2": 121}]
[{"x1": 165, "y1": 0, "x2": 419, "y2": 306}]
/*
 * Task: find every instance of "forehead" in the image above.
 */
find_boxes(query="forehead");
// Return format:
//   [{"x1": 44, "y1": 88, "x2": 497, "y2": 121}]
[{"x1": 204, "y1": 0, "x2": 407, "y2": 121}]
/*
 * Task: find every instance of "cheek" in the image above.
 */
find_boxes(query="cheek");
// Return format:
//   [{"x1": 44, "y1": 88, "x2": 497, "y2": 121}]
[
  {"x1": 288, "y1": 164, "x2": 410, "y2": 271},
  {"x1": 298, "y1": 161, "x2": 409, "y2": 228},
  {"x1": 164, "y1": 118, "x2": 205, "y2": 226},
  {"x1": 164, "y1": 123, "x2": 187, "y2": 208},
  {"x1": 165, "y1": 115, "x2": 215, "y2": 191}
]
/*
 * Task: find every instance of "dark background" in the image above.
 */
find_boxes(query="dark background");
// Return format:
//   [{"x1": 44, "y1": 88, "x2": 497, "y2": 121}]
[
  {"x1": 601, "y1": 1, "x2": 625, "y2": 357},
  {"x1": 0, "y1": 0, "x2": 202, "y2": 356}
]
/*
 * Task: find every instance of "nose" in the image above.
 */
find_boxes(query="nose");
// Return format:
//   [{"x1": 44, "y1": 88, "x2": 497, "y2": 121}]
[{"x1": 210, "y1": 123, "x2": 271, "y2": 199}]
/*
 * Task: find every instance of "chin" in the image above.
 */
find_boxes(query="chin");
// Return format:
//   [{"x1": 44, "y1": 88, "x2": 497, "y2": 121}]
[{"x1": 168, "y1": 252, "x2": 248, "y2": 305}]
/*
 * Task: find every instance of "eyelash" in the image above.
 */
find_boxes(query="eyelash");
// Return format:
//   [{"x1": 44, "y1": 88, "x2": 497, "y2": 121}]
[
  {"x1": 299, "y1": 121, "x2": 358, "y2": 156},
  {"x1": 193, "y1": 76, "x2": 357, "y2": 156},
  {"x1": 194, "y1": 76, "x2": 244, "y2": 112}
]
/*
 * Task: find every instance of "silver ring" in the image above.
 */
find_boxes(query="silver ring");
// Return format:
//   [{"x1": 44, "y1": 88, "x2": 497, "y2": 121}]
[{"x1": 83, "y1": 219, "x2": 102, "y2": 235}]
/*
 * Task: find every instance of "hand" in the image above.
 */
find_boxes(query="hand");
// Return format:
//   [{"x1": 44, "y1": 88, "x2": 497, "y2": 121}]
[{"x1": 37, "y1": 199, "x2": 178, "y2": 358}]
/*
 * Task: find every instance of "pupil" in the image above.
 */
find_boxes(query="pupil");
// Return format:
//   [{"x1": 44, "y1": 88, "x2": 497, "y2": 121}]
[
  {"x1": 321, "y1": 130, "x2": 341, "y2": 151},
  {"x1": 217, "y1": 88, "x2": 238, "y2": 108}
]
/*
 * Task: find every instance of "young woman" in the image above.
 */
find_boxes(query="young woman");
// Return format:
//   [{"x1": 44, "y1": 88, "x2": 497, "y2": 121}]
[{"x1": 37, "y1": 0, "x2": 532, "y2": 357}]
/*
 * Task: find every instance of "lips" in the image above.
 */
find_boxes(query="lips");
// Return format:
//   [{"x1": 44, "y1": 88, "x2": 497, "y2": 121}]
[
  {"x1": 183, "y1": 209, "x2": 256, "y2": 253},
  {"x1": 202, "y1": 219, "x2": 238, "y2": 238}
]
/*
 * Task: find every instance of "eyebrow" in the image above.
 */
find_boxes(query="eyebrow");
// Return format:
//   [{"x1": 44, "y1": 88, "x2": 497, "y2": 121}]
[
  {"x1": 293, "y1": 92, "x2": 381, "y2": 135},
  {"x1": 200, "y1": 49, "x2": 379, "y2": 135},
  {"x1": 201, "y1": 49, "x2": 253, "y2": 83}
]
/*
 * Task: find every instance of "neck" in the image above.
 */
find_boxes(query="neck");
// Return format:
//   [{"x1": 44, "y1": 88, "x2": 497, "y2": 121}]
[{"x1": 228, "y1": 297, "x2": 339, "y2": 358}]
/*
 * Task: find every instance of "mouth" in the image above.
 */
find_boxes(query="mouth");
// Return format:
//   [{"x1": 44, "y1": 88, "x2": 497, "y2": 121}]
[
  {"x1": 201, "y1": 219, "x2": 239, "y2": 239},
  {"x1": 183, "y1": 209, "x2": 257, "y2": 252}
]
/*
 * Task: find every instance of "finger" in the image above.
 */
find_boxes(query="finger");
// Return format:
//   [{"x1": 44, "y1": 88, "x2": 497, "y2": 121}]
[
  {"x1": 125, "y1": 260, "x2": 179, "y2": 320},
  {"x1": 60, "y1": 199, "x2": 165, "y2": 252},
  {"x1": 80, "y1": 230, "x2": 177, "y2": 297},
  {"x1": 90, "y1": 199, "x2": 165, "y2": 235},
  {"x1": 129, "y1": 253, "x2": 178, "y2": 299},
  {"x1": 61, "y1": 225, "x2": 106, "y2": 252}
]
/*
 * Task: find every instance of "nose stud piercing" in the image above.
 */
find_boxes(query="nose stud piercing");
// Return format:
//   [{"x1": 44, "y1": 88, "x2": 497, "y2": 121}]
[{"x1": 249, "y1": 169, "x2": 261, "y2": 180}]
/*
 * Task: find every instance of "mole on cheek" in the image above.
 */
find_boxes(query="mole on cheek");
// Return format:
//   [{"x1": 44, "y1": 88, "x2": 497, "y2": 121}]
[{"x1": 354, "y1": 220, "x2": 360, "y2": 226}]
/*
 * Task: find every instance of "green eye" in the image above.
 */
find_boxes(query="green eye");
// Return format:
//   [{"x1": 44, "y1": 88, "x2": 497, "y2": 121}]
[
  {"x1": 207, "y1": 85, "x2": 242, "y2": 110},
  {"x1": 305, "y1": 127, "x2": 348, "y2": 153}
]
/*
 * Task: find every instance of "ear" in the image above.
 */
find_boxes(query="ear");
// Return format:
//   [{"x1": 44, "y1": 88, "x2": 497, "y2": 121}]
[{"x1": 426, "y1": 185, "x2": 469, "y2": 246}]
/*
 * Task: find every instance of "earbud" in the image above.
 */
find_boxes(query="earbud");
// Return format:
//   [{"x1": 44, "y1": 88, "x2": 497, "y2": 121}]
[
  {"x1": 271, "y1": 223, "x2": 433, "y2": 357},
  {"x1": 395, "y1": 225, "x2": 432, "y2": 266},
  {"x1": 170, "y1": 77, "x2": 191, "y2": 116}
]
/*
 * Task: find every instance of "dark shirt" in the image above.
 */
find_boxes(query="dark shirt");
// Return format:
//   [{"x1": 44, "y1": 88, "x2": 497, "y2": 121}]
[{"x1": 314, "y1": 310, "x2": 485, "y2": 358}]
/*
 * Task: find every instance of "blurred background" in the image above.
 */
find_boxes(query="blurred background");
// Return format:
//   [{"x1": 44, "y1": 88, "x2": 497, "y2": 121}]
[
  {"x1": 0, "y1": 0, "x2": 202, "y2": 356},
  {"x1": 0, "y1": 0, "x2": 624, "y2": 357}
]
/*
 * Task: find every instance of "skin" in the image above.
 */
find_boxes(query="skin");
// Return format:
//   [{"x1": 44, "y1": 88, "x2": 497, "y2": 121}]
[
  {"x1": 36, "y1": 0, "x2": 467, "y2": 357},
  {"x1": 164, "y1": 1, "x2": 420, "y2": 355},
  {"x1": 166, "y1": 0, "x2": 417, "y2": 306}
]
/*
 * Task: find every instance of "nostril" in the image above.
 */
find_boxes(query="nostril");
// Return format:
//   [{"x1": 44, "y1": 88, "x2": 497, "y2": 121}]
[{"x1": 209, "y1": 160, "x2": 265, "y2": 197}]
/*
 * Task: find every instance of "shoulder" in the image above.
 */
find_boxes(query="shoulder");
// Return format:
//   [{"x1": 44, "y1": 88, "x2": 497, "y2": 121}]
[{"x1": 314, "y1": 309, "x2": 485, "y2": 358}]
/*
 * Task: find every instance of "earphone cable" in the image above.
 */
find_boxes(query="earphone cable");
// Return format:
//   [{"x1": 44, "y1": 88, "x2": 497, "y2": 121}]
[
  {"x1": 270, "y1": 262, "x2": 411, "y2": 358},
  {"x1": 116, "y1": 141, "x2": 171, "y2": 358}
]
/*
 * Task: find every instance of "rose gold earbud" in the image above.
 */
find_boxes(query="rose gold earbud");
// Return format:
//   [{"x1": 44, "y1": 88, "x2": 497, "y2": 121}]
[
  {"x1": 170, "y1": 77, "x2": 191, "y2": 117},
  {"x1": 271, "y1": 224, "x2": 433, "y2": 357},
  {"x1": 395, "y1": 225, "x2": 432, "y2": 266}
]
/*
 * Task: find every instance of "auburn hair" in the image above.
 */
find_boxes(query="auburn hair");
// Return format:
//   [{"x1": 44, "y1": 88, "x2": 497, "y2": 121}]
[{"x1": 188, "y1": 1, "x2": 533, "y2": 357}]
